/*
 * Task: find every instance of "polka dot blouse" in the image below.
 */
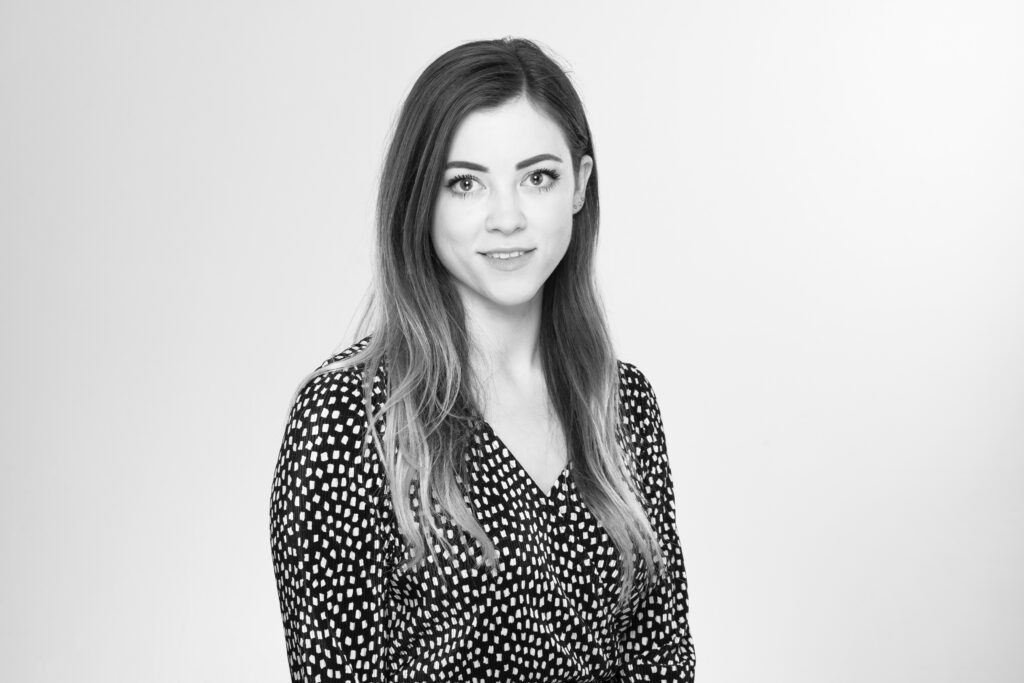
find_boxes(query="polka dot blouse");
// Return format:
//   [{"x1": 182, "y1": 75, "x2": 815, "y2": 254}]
[{"x1": 269, "y1": 337, "x2": 696, "y2": 681}]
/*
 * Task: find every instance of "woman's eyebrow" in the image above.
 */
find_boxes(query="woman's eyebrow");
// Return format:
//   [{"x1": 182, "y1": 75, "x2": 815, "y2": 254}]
[{"x1": 444, "y1": 153, "x2": 564, "y2": 173}]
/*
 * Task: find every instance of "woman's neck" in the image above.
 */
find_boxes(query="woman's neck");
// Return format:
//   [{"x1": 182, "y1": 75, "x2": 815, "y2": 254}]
[{"x1": 463, "y1": 291, "x2": 544, "y2": 388}]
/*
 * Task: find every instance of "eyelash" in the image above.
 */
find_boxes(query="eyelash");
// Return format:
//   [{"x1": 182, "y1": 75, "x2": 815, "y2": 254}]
[{"x1": 445, "y1": 167, "x2": 561, "y2": 198}]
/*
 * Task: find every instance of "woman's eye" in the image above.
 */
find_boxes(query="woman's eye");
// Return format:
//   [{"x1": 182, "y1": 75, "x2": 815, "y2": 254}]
[
  {"x1": 446, "y1": 175, "x2": 479, "y2": 197},
  {"x1": 526, "y1": 168, "x2": 560, "y2": 191}
]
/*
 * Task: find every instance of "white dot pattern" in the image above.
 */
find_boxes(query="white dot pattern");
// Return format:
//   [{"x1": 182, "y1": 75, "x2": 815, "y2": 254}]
[{"x1": 270, "y1": 337, "x2": 696, "y2": 681}]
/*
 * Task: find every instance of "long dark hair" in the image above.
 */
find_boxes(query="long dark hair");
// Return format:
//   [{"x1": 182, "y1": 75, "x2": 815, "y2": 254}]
[{"x1": 291, "y1": 37, "x2": 665, "y2": 610}]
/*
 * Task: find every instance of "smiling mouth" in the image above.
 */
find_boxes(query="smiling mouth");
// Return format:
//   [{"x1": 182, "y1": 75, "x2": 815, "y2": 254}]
[{"x1": 480, "y1": 248, "x2": 536, "y2": 260}]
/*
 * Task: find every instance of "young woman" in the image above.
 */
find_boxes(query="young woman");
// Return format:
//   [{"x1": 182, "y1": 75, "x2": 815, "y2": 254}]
[{"x1": 269, "y1": 37, "x2": 696, "y2": 682}]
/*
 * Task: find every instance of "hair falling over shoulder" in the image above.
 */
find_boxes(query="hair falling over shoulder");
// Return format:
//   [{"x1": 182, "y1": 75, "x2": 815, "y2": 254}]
[{"x1": 290, "y1": 37, "x2": 666, "y2": 612}]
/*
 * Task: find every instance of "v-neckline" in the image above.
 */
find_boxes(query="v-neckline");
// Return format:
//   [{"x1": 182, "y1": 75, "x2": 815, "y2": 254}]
[{"x1": 479, "y1": 419, "x2": 572, "y2": 501}]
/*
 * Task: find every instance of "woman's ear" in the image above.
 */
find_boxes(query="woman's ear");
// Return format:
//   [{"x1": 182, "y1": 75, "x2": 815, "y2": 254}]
[{"x1": 573, "y1": 154, "x2": 594, "y2": 210}]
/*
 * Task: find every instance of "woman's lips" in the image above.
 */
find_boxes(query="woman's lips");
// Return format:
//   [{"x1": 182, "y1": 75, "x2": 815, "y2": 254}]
[{"x1": 479, "y1": 248, "x2": 536, "y2": 271}]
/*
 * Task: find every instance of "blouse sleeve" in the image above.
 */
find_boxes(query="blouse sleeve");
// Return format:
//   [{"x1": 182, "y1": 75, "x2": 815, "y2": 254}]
[
  {"x1": 269, "y1": 370, "x2": 397, "y2": 682},
  {"x1": 619, "y1": 367, "x2": 697, "y2": 682}
]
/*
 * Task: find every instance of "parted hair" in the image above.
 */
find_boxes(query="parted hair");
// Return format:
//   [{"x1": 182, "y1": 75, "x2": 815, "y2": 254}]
[{"x1": 287, "y1": 36, "x2": 666, "y2": 610}]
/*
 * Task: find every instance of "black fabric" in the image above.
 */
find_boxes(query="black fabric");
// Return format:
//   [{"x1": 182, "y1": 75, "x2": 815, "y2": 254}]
[{"x1": 270, "y1": 336, "x2": 696, "y2": 682}]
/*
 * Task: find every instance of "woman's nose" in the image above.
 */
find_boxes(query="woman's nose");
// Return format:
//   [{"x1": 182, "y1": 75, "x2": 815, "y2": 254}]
[{"x1": 485, "y1": 189, "x2": 526, "y2": 234}]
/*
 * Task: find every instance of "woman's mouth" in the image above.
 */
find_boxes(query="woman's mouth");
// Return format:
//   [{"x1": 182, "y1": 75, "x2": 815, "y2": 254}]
[
  {"x1": 483, "y1": 249, "x2": 531, "y2": 260},
  {"x1": 479, "y1": 248, "x2": 536, "y2": 270}
]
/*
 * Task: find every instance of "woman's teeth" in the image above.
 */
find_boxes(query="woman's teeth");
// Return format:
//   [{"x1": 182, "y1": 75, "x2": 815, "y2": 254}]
[{"x1": 486, "y1": 251, "x2": 527, "y2": 259}]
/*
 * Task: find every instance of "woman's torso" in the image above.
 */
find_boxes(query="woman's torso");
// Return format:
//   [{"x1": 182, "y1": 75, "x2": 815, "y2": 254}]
[{"x1": 270, "y1": 335, "x2": 692, "y2": 682}]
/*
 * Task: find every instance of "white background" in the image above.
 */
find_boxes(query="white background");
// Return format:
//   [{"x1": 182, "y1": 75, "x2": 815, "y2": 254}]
[{"x1": 2, "y1": 1, "x2": 1022, "y2": 681}]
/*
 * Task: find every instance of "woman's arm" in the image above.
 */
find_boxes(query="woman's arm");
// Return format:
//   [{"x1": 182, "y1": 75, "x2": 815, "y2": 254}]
[
  {"x1": 269, "y1": 370, "x2": 396, "y2": 682},
  {"x1": 619, "y1": 366, "x2": 697, "y2": 682}
]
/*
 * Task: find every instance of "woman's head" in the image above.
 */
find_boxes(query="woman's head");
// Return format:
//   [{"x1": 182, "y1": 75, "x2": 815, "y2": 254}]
[
  {"x1": 432, "y1": 95, "x2": 593, "y2": 315},
  {"x1": 375, "y1": 37, "x2": 599, "y2": 328}
]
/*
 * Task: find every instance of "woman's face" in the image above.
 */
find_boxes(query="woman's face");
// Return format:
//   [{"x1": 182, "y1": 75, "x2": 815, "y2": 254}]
[{"x1": 431, "y1": 96, "x2": 593, "y2": 316}]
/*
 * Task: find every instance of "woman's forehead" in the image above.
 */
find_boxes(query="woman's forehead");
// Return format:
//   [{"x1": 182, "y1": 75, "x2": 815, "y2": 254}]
[{"x1": 447, "y1": 98, "x2": 570, "y2": 166}]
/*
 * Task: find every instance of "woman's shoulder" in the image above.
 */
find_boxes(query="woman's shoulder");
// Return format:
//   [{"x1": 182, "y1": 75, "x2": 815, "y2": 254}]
[
  {"x1": 305, "y1": 334, "x2": 385, "y2": 390},
  {"x1": 615, "y1": 357, "x2": 668, "y2": 465},
  {"x1": 614, "y1": 359, "x2": 672, "y2": 497},
  {"x1": 288, "y1": 334, "x2": 384, "y2": 427},
  {"x1": 616, "y1": 358, "x2": 658, "y2": 413},
  {"x1": 273, "y1": 337, "x2": 392, "y2": 535}
]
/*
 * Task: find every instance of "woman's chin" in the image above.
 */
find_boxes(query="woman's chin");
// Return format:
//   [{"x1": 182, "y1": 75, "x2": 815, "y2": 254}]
[{"x1": 473, "y1": 285, "x2": 544, "y2": 313}]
